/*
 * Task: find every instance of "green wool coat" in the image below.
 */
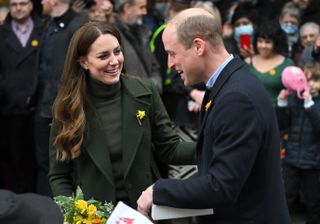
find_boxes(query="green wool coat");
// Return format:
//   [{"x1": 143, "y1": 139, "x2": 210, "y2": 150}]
[{"x1": 48, "y1": 75, "x2": 196, "y2": 208}]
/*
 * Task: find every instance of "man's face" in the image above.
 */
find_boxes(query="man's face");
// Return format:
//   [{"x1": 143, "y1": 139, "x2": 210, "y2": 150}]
[
  {"x1": 41, "y1": 0, "x2": 54, "y2": 17},
  {"x1": 9, "y1": 0, "x2": 33, "y2": 22},
  {"x1": 292, "y1": 0, "x2": 310, "y2": 9},
  {"x1": 300, "y1": 28, "x2": 319, "y2": 47},
  {"x1": 126, "y1": 0, "x2": 147, "y2": 25},
  {"x1": 162, "y1": 25, "x2": 202, "y2": 86}
]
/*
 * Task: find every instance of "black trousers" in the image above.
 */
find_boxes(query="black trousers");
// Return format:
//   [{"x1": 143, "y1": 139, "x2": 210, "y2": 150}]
[
  {"x1": 34, "y1": 115, "x2": 52, "y2": 197},
  {"x1": 0, "y1": 114, "x2": 36, "y2": 193},
  {"x1": 283, "y1": 164, "x2": 320, "y2": 224}
]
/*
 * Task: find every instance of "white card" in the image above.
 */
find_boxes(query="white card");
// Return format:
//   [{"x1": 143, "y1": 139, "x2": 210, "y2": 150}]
[
  {"x1": 151, "y1": 204, "x2": 214, "y2": 220},
  {"x1": 107, "y1": 201, "x2": 153, "y2": 224}
]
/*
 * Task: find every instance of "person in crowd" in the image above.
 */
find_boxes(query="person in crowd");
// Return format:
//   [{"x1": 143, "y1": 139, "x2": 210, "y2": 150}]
[
  {"x1": 300, "y1": 22, "x2": 320, "y2": 48},
  {"x1": 137, "y1": 8, "x2": 291, "y2": 224},
  {"x1": 114, "y1": 0, "x2": 162, "y2": 92},
  {"x1": 279, "y1": 2, "x2": 301, "y2": 59},
  {"x1": 150, "y1": 0, "x2": 205, "y2": 133},
  {"x1": 294, "y1": 21, "x2": 320, "y2": 65},
  {"x1": 48, "y1": 21, "x2": 196, "y2": 209},
  {"x1": 34, "y1": 0, "x2": 85, "y2": 196},
  {"x1": 0, "y1": 5, "x2": 8, "y2": 24},
  {"x1": 245, "y1": 20, "x2": 294, "y2": 104},
  {"x1": 0, "y1": 0, "x2": 42, "y2": 193},
  {"x1": 276, "y1": 63, "x2": 320, "y2": 224},
  {"x1": 0, "y1": 189, "x2": 63, "y2": 223},
  {"x1": 237, "y1": 0, "x2": 275, "y2": 21},
  {"x1": 224, "y1": 2, "x2": 260, "y2": 59},
  {"x1": 291, "y1": 0, "x2": 320, "y2": 25},
  {"x1": 85, "y1": 0, "x2": 114, "y2": 22},
  {"x1": 143, "y1": 0, "x2": 162, "y2": 32},
  {"x1": 300, "y1": 28, "x2": 320, "y2": 67}
]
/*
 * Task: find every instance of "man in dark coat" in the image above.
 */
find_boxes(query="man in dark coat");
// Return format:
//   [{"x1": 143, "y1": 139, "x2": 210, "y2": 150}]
[
  {"x1": 137, "y1": 8, "x2": 292, "y2": 224},
  {"x1": 114, "y1": 0, "x2": 162, "y2": 93},
  {"x1": 0, "y1": 0, "x2": 42, "y2": 193},
  {"x1": 34, "y1": 0, "x2": 84, "y2": 196}
]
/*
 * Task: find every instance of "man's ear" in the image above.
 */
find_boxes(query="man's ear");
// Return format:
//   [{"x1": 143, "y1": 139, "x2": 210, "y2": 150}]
[
  {"x1": 79, "y1": 57, "x2": 88, "y2": 70},
  {"x1": 193, "y1": 38, "x2": 205, "y2": 55},
  {"x1": 123, "y1": 2, "x2": 131, "y2": 14}
]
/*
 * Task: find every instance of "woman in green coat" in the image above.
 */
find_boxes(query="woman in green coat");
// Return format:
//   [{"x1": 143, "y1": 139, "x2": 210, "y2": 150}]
[{"x1": 48, "y1": 21, "x2": 196, "y2": 208}]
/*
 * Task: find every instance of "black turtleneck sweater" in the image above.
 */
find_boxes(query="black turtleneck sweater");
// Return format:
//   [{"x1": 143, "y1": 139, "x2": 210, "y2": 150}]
[{"x1": 87, "y1": 77, "x2": 129, "y2": 203}]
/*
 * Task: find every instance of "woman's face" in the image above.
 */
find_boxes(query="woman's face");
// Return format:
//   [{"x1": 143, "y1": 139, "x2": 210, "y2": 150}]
[
  {"x1": 80, "y1": 34, "x2": 124, "y2": 85},
  {"x1": 256, "y1": 37, "x2": 274, "y2": 58}
]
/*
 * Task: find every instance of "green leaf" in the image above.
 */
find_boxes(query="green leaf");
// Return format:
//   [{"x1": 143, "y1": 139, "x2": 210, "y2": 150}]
[{"x1": 74, "y1": 186, "x2": 84, "y2": 200}]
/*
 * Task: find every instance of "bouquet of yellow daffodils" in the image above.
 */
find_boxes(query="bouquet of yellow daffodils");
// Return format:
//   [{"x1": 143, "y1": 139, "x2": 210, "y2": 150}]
[{"x1": 54, "y1": 186, "x2": 113, "y2": 224}]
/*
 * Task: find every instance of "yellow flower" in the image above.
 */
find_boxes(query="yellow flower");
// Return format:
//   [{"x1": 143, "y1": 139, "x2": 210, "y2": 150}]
[
  {"x1": 269, "y1": 69, "x2": 276, "y2": 76},
  {"x1": 31, "y1": 40, "x2": 39, "y2": 47},
  {"x1": 75, "y1": 200, "x2": 88, "y2": 214},
  {"x1": 136, "y1": 110, "x2": 146, "y2": 126},
  {"x1": 73, "y1": 215, "x2": 83, "y2": 224},
  {"x1": 205, "y1": 100, "x2": 212, "y2": 111},
  {"x1": 87, "y1": 204, "x2": 97, "y2": 217}
]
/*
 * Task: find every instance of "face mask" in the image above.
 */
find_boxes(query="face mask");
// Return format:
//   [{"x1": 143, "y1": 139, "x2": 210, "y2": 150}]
[
  {"x1": 280, "y1": 23, "x2": 298, "y2": 35},
  {"x1": 234, "y1": 24, "x2": 254, "y2": 42}
]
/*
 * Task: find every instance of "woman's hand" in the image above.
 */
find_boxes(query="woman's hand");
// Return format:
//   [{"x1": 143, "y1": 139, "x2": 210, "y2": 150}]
[{"x1": 240, "y1": 45, "x2": 254, "y2": 59}]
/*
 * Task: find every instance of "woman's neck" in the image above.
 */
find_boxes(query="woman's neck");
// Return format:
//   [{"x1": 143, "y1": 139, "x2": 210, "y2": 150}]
[
  {"x1": 87, "y1": 76, "x2": 121, "y2": 99},
  {"x1": 258, "y1": 53, "x2": 278, "y2": 60},
  {"x1": 252, "y1": 54, "x2": 285, "y2": 73}
]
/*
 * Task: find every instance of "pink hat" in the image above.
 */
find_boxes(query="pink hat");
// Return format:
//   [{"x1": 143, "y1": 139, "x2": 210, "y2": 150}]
[{"x1": 281, "y1": 66, "x2": 309, "y2": 99}]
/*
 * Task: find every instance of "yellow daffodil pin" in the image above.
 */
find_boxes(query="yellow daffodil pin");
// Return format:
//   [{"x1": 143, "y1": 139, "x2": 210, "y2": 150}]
[
  {"x1": 269, "y1": 69, "x2": 276, "y2": 76},
  {"x1": 31, "y1": 40, "x2": 39, "y2": 47},
  {"x1": 205, "y1": 100, "x2": 212, "y2": 111},
  {"x1": 136, "y1": 110, "x2": 146, "y2": 126}
]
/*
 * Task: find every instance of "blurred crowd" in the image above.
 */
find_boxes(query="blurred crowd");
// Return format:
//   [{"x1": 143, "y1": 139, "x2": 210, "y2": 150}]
[{"x1": 0, "y1": 0, "x2": 320, "y2": 222}]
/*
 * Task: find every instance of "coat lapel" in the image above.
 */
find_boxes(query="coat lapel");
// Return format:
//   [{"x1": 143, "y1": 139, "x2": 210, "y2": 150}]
[
  {"x1": 198, "y1": 57, "x2": 244, "y2": 151},
  {"x1": 121, "y1": 77, "x2": 152, "y2": 178},
  {"x1": 3, "y1": 22, "x2": 41, "y2": 66},
  {"x1": 84, "y1": 112, "x2": 114, "y2": 185},
  {"x1": 17, "y1": 29, "x2": 41, "y2": 65},
  {"x1": 4, "y1": 31, "x2": 21, "y2": 53}
]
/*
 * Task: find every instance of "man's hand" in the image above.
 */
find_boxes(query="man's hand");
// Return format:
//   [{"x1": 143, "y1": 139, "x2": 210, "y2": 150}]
[
  {"x1": 137, "y1": 185, "x2": 154, "y2": 218},
  {"x1": 313, "y1": 35, "x2": 320, "y2": 54},
  {"x1": 190, "y1": 89, "x2": 205, "y2": 105},
  {"x1": 71, "y1": 0, "x2": 85, "y2": 13}
]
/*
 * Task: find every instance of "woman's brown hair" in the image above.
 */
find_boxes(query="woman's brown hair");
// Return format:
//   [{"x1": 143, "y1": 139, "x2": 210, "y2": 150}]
[{"x1": 52, "y1": 21, "x2": 122, "y2": 161}]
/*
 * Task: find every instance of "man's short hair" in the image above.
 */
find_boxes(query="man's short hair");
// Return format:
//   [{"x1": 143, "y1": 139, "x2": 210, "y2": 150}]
[
  {"x1": 176, "y1": 14, "x2": 222, "y2": 49},
  {"x1": 300, "y1": 22, "x2": 320, "y2": 35},
  {"x1": 115, "y1": 0, "x2": 134, "y2": 12}
]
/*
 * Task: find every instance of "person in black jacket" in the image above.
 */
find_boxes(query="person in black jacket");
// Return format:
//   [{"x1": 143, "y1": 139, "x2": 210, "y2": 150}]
[
  {"x1": 0, "y1": 0, "x2": 43, "y2": 193},
  {"x1": 34, "y1": 0, "x2": 85, "y2": 196},
  {"x1": 276, "y1": 63, "x2": 320, "y2": 224}
]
